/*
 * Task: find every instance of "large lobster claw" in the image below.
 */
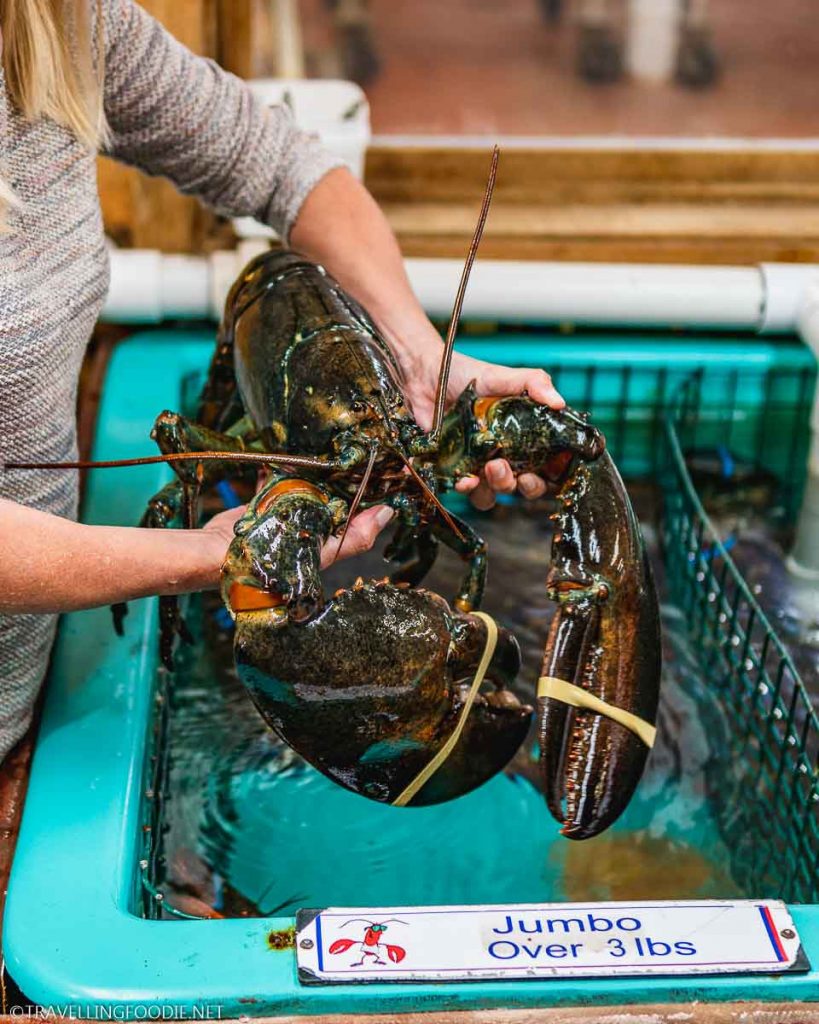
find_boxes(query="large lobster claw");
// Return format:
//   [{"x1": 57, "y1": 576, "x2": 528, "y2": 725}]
[
  {"x1": 232, "y1": 582, "x2": 532, "y2": 806},
  {"x1": 538, "y1": 451, "x2": 661, "y2": 840}
]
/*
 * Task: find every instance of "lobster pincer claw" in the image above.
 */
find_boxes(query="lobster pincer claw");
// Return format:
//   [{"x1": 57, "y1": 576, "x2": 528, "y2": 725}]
[
  {"x1": 538, "y1": 452, "x2": 662, "y2": 840},
  {"x1": 221, "y1": 474, "x2": 336, "y2": 623},
  {"x1": 408, "y1": 610, "x2": 532, "y2": 805},
  {"x1": 434, "y1": 388, "x2": 606, "y2": 488},
  {"x1": 232, "y1": 584, "x2": 533, "y2": 806}
]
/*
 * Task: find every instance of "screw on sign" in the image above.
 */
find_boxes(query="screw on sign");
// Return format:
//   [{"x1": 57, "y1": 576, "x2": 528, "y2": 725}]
[{"x1": 328, "y1": 917, "x2": 408, "y2": 966}]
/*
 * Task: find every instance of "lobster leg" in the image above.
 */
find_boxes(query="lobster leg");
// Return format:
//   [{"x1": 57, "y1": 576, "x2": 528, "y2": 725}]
[
  {"x1": 431, "y1": 511, "x2": 488, "y2": 613},
  {"x1": 157, "y1": 595, "x2": 195, "y2": 670},
  {"x1": 384, "y1": 500, "x2": 486, "y2": 611},
  {"x1": 384, "y1": 514, "x2": 439, "y2": 588},
  {"x1": 140, "y1": 479, "x2": 186, "y2": 531},
  {"x1": 130, "y1": 477, "x2": 225, "y2": 667},
  {"x1": 138, "y1": 412, "x2": 259, "y2": 668},
  {"x1": 150, "y1": 410, "x2": 259, "y2": 501},
  {"x1": 132, "y1": 476, "x2": 196, "y2": 666},
  {"x1": 195, "y1": 325, "x2": 244, "y2": 432},
  {"x1": 112, "y1": 479, "x2": 192, "y2": 656}
]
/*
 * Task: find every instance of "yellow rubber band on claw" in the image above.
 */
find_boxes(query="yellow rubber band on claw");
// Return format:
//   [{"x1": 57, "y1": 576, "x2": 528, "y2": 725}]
[
  {"x1": 392, "y1": 611, "x2": 498, "y2": 808},
  {"x1": 538, "y1": 675, "x2": 656, "y2": 749}
]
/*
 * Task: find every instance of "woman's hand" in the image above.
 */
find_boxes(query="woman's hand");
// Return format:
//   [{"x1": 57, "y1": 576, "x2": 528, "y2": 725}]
[
  {"x1": 320, "y1": 505, "x2": 395, "y2": 568},
  {"x1": 400, "y1": 341, "x2": 565, "y2": 511},
  {"x1": 444, "y1": 352, "x2": 564, "y2": 509},
  {"x1": 202, "y1": 498, "x2": 395, "y2": 581},
  {"x1": 200, "y1": 504, "x2": 247, "y2": 553}
]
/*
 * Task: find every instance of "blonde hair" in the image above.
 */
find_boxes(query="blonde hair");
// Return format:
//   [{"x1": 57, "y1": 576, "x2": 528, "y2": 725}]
[{"x1": 1, "y1": 0, "x2": 106, "y2": 224}]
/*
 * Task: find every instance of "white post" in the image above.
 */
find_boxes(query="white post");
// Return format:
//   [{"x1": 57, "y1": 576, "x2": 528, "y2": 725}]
[
  {"x1": 270, "y1": 0, "x2": 305, "y2": 79},
  {"x1": 626, "y1": 0, "x2": 681, "y2": 82}
]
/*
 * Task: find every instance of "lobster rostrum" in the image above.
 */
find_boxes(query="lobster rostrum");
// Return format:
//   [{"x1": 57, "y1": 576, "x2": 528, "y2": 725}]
[{"x1": 10, "y1": 148, "x2": 661, "y2": 837}]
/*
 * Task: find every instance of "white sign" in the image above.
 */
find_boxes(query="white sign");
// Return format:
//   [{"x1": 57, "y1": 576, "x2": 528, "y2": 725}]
[{"x1": 296, "y1": 900, "x2": 805, "y2": 984}]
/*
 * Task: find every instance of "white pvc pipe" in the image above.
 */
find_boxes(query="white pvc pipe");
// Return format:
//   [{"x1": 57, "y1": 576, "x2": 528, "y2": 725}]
[
  {"x1": 405, "y1": 259, "x2": 765, "y2": 329},
  {"x1": 104, "y1": 251, "x2": 210, "y2": 323},
  {"x1": 102, "y1": 250, "x2": 819, "y2": 336},
  {"x1": 104, "y1": 251, "x2": 774, "y2": 330},
  {"x1": 626, "y1": 0, "x2": 681, "y2": 83}
]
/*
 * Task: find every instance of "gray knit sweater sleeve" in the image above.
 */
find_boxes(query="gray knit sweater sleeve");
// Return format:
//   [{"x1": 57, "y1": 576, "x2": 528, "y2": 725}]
[
  {"x1": 102, "y1": 0, "x2": 344, "y2": 239},
  {"x1": 0, "y1": 3, "x2": 348, "y2": 767}
]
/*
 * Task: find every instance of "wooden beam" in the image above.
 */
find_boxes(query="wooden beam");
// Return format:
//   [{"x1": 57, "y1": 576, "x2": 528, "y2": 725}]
[
  {"x1": 378, "y1": 201, "x2": 819, "y2": 263},
  {"x1": 1, "y1": 1004, "x2": 817, "y2": 1023},
  {"x1": 0, "y1": 736, "x2": 33, "y2": 934},
  {"x1": 365, "y1": 146, "x2": 819, "y2": 205},
  {"x1": 216, "y1": 0, "x2": 255, "y2": 78},
  {"x1": 365, "y1": 145, "x2": 819, "y2": 264}
]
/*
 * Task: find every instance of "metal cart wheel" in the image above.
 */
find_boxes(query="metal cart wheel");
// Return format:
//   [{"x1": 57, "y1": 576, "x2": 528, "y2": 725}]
[
  {"x1": 577, "y1": 21, "x2": 624, "y2": 83},
  {"x1": 676, "y1": 24, "x2": 720, "y2": 87}
]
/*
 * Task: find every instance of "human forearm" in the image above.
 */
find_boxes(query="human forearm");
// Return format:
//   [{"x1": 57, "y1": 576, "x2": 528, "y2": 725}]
[
  {"x1": 289, "y1": 167, "x2": 443, "y2": 375},
  {"x1": 0, "y1": 495, "x2": 398, "y2": 614},
  {"x1": 0, "y1": 498, "x2": 228, "y2": 614}
]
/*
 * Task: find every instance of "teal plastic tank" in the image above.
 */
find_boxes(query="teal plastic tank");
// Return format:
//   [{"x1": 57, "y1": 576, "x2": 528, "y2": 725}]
[{"x1": 3, "y1": 328, "x2": 818, "y2": 1015}]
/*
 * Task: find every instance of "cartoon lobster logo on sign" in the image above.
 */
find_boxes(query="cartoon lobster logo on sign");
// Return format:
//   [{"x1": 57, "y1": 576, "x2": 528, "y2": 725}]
[{"x1": 328, "y1": 917, "x2": 408, "y2": 967}]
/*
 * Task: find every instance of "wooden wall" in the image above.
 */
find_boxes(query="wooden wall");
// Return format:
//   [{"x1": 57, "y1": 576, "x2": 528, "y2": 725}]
[{"x1": 98, "y1": 0, "x2": 255, "y2": 252}]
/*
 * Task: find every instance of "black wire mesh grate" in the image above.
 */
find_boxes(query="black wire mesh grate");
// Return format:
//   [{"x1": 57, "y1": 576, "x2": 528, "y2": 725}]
[
  {"x1": 660, "y1": 368, "x2": 818, "y2": 902},
  {"x1": 137, "y1": 358, "x2": 818, "y2": 913}
]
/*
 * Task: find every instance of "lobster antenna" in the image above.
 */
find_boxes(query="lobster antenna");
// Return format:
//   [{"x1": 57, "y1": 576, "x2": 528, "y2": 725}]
[
  {"x1": 429, "y1": 145, "x2": 499, "y2": 440},
  {"x1": 332, "y1": 444, "x2": 379, "y2": 564},
  {"x1": 4, "y1": 451, "x2": 344, "y2": 472},
  {"x1": 397, "y1": 451, "x2": 465, "y2": 542}
]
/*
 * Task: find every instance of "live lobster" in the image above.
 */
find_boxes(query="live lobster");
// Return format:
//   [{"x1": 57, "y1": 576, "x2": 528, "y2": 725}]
[{"x1": 10, "y1": 148, "x2": 661, "y2": 839}]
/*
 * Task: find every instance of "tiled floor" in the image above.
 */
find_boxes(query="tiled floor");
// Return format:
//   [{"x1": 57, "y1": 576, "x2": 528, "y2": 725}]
[{"x1": 301, "y1": 0, "x2": 819, "y2": 138}]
